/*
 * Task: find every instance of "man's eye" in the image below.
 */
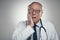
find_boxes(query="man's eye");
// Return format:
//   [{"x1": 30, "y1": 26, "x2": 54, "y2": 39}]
[{"x1": 38, "y1": 10, "x2": 40, "y2": 12}]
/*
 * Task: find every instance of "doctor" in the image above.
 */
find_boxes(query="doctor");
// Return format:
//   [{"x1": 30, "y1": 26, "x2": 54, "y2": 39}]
[{"x1": 12, "y1": 2, "x2": 59, "y2": 40}]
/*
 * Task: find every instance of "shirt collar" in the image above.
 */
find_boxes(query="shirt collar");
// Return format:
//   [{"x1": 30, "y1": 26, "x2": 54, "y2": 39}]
[{"x1": 36, "y1": 20, "x2": 41, "y2": 28}]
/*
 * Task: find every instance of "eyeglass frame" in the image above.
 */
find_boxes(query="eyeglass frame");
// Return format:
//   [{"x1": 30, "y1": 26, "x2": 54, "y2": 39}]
[{"x1": 28, "y1": 8, "x2": 43, "y2": 14}]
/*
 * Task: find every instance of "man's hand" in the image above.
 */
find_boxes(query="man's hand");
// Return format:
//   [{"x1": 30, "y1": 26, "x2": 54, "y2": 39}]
[{"x1": 27, "y1": 13, "x2": 34, "y2": 28}]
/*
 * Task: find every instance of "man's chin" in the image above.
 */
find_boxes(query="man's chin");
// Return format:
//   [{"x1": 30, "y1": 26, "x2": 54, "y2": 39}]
[
  {"x1": 32, "y1": 19, "x2": 38, "y2": 24},
  {"x1": 33, "y1": 20, "x2": 39, "y2": 24},
  {"x1": 33, "y1": 21, "x2": 37, "y2": 24}
]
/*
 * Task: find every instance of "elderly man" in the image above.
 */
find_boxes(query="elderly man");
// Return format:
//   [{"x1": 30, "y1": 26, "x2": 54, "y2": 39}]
[{"x1": 12, "y1": 2, "x2": 59, "y2": 40}]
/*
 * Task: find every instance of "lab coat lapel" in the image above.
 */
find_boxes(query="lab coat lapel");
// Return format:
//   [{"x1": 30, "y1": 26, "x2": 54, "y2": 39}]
[{"x1": 39, "y1": 20, "x2": 47, "y2": 40}]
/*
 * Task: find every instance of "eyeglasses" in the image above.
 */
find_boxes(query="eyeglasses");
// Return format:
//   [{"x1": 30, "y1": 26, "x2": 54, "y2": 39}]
[{"x1": 28, "y1": 8, "x2": 42, "y2": 14}]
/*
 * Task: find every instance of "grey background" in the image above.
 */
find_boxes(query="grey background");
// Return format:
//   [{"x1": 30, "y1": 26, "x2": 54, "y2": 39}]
[{"x1": 0, "y1": 0, "x2": 60, "y2": 40}]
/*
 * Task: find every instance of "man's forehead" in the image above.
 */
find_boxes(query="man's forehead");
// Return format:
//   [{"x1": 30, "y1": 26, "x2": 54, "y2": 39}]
[{"x1": 28, "y1": 3, "x2": 42, "y2": 10}]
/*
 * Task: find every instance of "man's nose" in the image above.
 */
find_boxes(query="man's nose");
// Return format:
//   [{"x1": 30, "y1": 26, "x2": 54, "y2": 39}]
[{"x1": 32, "y1": 11, "x2": 36, "y2": 15}]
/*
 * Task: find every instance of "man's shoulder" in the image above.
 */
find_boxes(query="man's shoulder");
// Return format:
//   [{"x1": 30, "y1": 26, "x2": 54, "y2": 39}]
[
  {"x1": 18, "y1": 21, "x2": 26, "y2": 24},
  {"x1": 15, "y1": 21, "x2": 26, "y2": 29},
  {"x1": 42, "y1": 19, "x2": 54, "y2": 26},
  {"x1": 42, "y1": 19, "x2": 56, "y2": 32}
]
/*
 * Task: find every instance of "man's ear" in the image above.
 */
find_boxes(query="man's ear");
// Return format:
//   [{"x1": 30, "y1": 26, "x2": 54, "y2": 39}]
[
  {"x1": 40, "y1": 10, "x2": 43, "y2": 17},
  {"x1": 40, "y1": 10, "x2": 43, "y2": 14}
]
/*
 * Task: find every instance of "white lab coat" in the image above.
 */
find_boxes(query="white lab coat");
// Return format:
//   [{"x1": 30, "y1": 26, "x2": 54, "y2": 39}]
[{"x1": 12, "y1": 19, "x2": 59, "y2": 40}]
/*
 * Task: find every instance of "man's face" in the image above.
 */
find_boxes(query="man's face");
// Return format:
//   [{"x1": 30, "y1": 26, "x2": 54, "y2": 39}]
[{"x1": 28, "y1": 3, "x2": 43, "y2": 23}]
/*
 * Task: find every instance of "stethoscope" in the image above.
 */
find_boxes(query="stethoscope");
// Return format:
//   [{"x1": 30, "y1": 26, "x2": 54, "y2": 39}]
[
  {"x1": 39, "y1": 19, "x2": 48, "y2": 40},
  {"x1": 26, "y1": 19, "x2": 48, "y2": 40}
]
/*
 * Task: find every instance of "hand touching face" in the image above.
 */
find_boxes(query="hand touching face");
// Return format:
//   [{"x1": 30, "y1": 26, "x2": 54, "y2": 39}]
[{"x1": 28, "y1": 3, "x2": 43, "y2": 24}]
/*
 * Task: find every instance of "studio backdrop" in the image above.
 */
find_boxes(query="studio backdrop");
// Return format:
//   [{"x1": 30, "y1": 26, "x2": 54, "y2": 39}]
[{"x1": 0, "y1": 0, "x2": 60, "y2": 40}]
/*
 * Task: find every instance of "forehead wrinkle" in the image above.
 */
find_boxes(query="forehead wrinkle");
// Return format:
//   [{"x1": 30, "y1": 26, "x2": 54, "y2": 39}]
[{"x1": 28, "y1": 3, "x2": 42, "y2": 10}]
